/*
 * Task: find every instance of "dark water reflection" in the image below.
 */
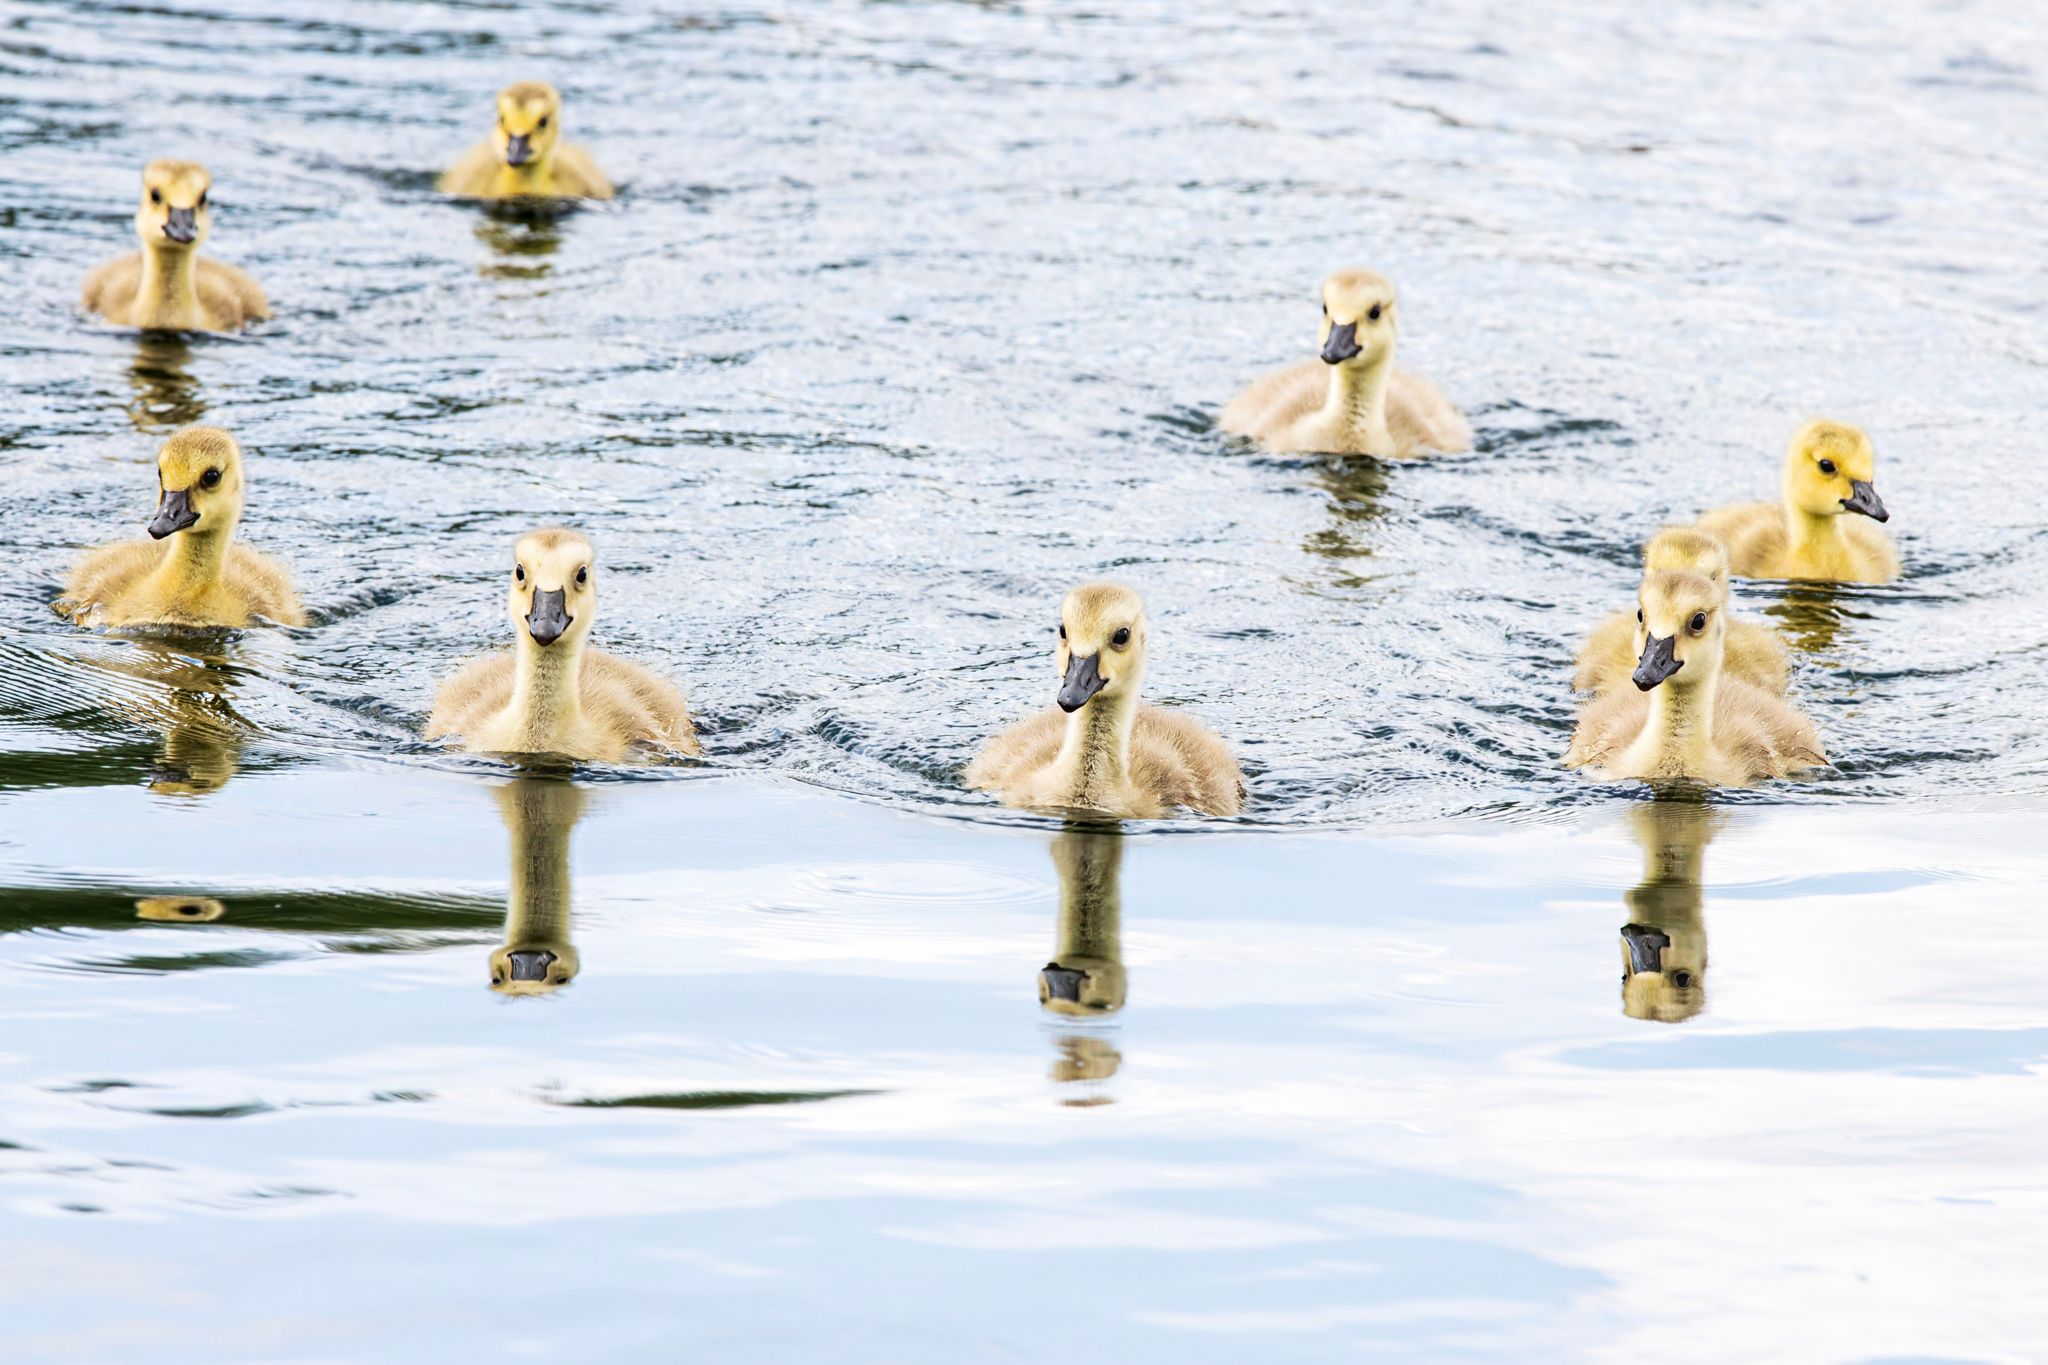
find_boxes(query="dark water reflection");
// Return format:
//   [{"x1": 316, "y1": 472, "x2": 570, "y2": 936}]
[{"x1": 123, "y1": 334, "x2": 206, "y2": 432}]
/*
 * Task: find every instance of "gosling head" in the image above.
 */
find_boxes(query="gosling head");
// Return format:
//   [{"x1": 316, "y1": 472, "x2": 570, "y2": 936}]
[
  {"x1": 135, "y1": 160, "x2": 213, "y2": 252},
  {"x1": 1642, "y1": 528, "x2": 1733, "y2": 598},
  {"x1": 507, "y1": 528, "x2": 596, "y2": 652},
  {"x1": 493, "y1": 82, "x2": 563, "y2": 169},
  {"x1": 134, "y1": 896, "x2": 226, "y2": 923},
  {"x1": 1631, "y1": 569, "x2": 1723, "y2": 693},
  {"x1": 1054, "y1": 582, "x2": 1147, "y2": 714},
  {"x1": 489, "y1": 941, "x2": 581, "y2": 995},
  {"x1": 1784, "y1": 420, "x2": 1886, "y2": 523},
  {"x1": 148, "y1": 426, "x2": 242, "y2": 541},
  {"x1": 1317, "y1": 268, "x2": 1398, "y2": 368},
  {"x1": 1619, "y1": 923, "x2": 1704, "y2": 1023}
]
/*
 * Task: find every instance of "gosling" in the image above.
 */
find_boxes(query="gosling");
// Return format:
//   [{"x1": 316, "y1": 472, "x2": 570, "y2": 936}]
[
  {"x1": 439, "y1": 82, "x2": 614, "y2": 200},
  {"x1": 1566, "y1": 569, "x2": 1825, "y2": 787},
  {"x1": 82, "y1": 161, "x2": 269, "y2": 332},
  {"x1": 427, "y1": 529, "x2": 698, "y2": 763},
  {"x1": 1573, "y1": 529, "x2": 1790, "y2": 695},
  {"x1": 966, "y1": 583, "x2": 1244, "y2": 818},
  {"x1": 1693, "y1": 421, "x2": 1898, "y2": 582},
  {"x1": 1219, "y1": 268, "x2": 1469, "y2": 458},
  {"x1": 59, "y1": 426, "x2": 303, "y2": 629}
]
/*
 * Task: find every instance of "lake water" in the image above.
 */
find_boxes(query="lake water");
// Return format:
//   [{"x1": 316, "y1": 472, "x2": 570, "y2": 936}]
[{"x1": 3, "y1": 1, "x2": 2047, "y2": 1360}]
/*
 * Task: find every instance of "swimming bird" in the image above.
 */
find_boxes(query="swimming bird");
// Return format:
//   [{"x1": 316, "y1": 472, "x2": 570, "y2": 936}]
[
  {"x1": 439, "y1": 82, "x2": 614, "y2": 200},
  {"x1": 58, "y1": 426, "x2": 303, "y2": 629},
  {"x1": 81, "y1": 161, "x2": 269, "y2": 332},
  {"x1": 1565, "y1": 569, "x2": 1825, "y2": 787},
  {"x1": 965, "y1": 583, "x2": 1244, "y2": 818},
  {"x1": 1219, "y1": 268, "x2": 1469, "y2": 458},
  {"x1": 427, "y1": 529, "x2": 699, "y2": 762},
  {"x1": 1573, "y1": 529, "x2": 1789, "y2": 695},
  {"x1": 489, "y1": 777, "x2": 583, "y2": 995},
  {"x1": 1694, "y1": 421, "x2": 1898, "y2": 582}
]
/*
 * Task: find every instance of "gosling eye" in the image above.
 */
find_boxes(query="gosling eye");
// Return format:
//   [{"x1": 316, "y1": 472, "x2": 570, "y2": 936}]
[
  {"x1": 199, "y1": 468, "x2": 221, "y2": 489},
  {"x1": 196, "y1": 191, "x2": 207, "y2": 209},
  {"x1": 515, "y1": 564, "x2": 526, "y2": 583},
  {"x1": 1320, "y1": 302, "x2": 1328, "y2": 317},
  {"x1": 1817, "y1": 458, "x2": 1837, "y2": 476},
  {"x1": 1058, "y1": 623, "x2": 1066, "y2": 640},
  {"x1": 1689, "y1": 612, "x2": 1708, "y2": 633},
  {"x1": 149, "y1": 188, "x2": 162, "y2": 205},
  {"x1": 1671, "y1": 970, "x2": 1693, "y2": 988},
  {"x1": 1636, "y1": 608, "x2": 1644, "y2": 624},
  {"x1": 575, "y1": 565, "x2": 588, "y2": 587},
  {"x1": 538, "y1": 115, "x2": 550, "y2": 129},
  {"x1": 1368, "y1": 303, "x2": 1383, "y2": 322},
  {"x1": 1111, "y1": 627, "x2": 1132, "y2": 648}
]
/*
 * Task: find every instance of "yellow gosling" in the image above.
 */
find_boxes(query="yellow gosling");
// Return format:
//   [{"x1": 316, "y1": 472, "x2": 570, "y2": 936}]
[
  {"x1": 59, "y1": 427, "x2": 302, "y2": 629},
  {"x1": 1574, "y1": 529, "x2": 1790, "y2": 695},
  {"x1": 82, "y1": 161, "x2": 269, "y2": 332},
  {"x1": 1219, "y1": 268, "x2": 1469, "y2": 458},
  {"x1": 439, "y1": 82, "x2": 614, "y2": 200},
  {"x1": 1566, "y1": 569, "x2": 1825, "y2": 787},
  {"x1": 966, "y1": 583, "x2": 1244, "y2": 818},
  {"x1": 427, "y1": 529, "x2": 698, "y2": 762},
  {"x1": 1694, "y1": 421, "x2": 1898, "y2": 582}
]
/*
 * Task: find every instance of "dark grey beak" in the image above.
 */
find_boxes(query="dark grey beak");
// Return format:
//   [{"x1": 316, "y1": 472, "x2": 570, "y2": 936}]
[
  {"x1": 1632, "y1": 632, "x2": 1683, "y2": 691},
  {"x1": 1041, "y1": 963, "x2": 1086, "y2": 1003},
  {"x1": 1320, "y1": 320, "x2": 1361, "y2": 364},
  {"x1": 1840, "y1": 479, "x2": 1889, "y2": 522},
  {"x1": 506, "y1": 949, "x2": 556, "y2": 982},
  {"x1": 163, "y1": 207, "x2": 197, "y2": 243},
  {"x1": 504, "y1": 133, "x2": 534, "y2": 166},
  {"x1": 526, "y1": 587, "x2": 571, "y2": 647},
  {"x1": 1620, "y1": 923, "x2": 1670, "y2": 976},
  {"x1": 1057, "y1": 652, "x2": 1107, "y2": 713},
  {"x1": 147, "y1": 487, "x2": 198, "y2": 539}
]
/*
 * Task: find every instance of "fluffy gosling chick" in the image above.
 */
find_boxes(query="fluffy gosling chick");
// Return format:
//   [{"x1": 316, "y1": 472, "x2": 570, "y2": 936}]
[
  {"x1": 1219, "y1": 268, "x2": 1469, "y2": 458},
  {"x1": 1694, "y1": 421, "x2": 1898, "y2": 582},
  {"x1": 81, "y1": 161, "x2": 269, "y2": 332},
  {"x1": 1574, "y1": 529, "x2": 1790, "y2": 695},
  {"x1": 426, "y1": 529, "x2": 698, "y2": 762},
  {"x1": 439, "y1": 82, "x2": 614, "y2": 200},
  {"x1": 59, "y1": 426, "x2": 303, "y2": 629},
  {"x1": 966, "y1": 583, "x2": 1244, "y2": 818},
  {"x1": 1566, "y1": 569, "x2": 1825, "y2": 787}
]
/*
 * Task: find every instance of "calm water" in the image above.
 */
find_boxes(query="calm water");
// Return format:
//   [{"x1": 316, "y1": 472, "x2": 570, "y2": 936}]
[{"x1": 3, "y1": 0, "x2": 2047, "y2": 1359}]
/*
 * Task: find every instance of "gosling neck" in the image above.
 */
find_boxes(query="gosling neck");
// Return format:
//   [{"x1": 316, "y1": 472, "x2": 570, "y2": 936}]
[
  {"x1": 136, "y1": 241, "x2": 202, "y2": 328},
  {"x1": 500, "y1": 153, "x2": 559, "y2": 195},
  {"x1": 144, "y1": 521, "x2": 235, "y2": 607},
  {"x1": 1054, "y1": 684, "x2": 1140, "y2": 809},
  {"x1": 1643, "y1": 664, "x2": 1720, "y2": 773},
  {"x1": 1784, "y1": 502, "x2": 1851, "y2": 564},
  {"x1": 509, "y1": 632, "x2": 587, "y2": 747},
  {"x1": 1318, "y1": 350, "x2": 1395, "y2": 452}
]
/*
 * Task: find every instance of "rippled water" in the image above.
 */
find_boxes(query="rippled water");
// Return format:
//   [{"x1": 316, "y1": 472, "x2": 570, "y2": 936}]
[{"x1": 4, "y1": 0, "x2": 2047, "y2": 1359}]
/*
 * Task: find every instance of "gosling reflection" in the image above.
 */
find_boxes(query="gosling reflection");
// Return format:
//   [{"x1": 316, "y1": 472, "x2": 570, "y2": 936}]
[
  {"x1": 1040, "y1": 826, "x2": 1127, "y2": 1089},
  {"x1": 1301, "y1": 458, "x2": 1392, "y2": 586},
  {"x1": 1618, "y1": 799, "x2": 1716, "y2": 1023},
  {"x1": 1766, "y1": 582, "x2": 1855, "y2": 657},
  {"x1": 125, "y1": 334, "x2": 206, "y2": 431},
  {"x1": 93, "y1": 638, "x2": 246, "y2": 796},
  {"x1": 474, "y1": 205, "x2": 565, "y2": 281},
  {"x1": 135, "y1": 895, "x2": 225, "y2": 923},
  {"x1": 489, "y1": 777, "x2": 584, "y2": 995}
]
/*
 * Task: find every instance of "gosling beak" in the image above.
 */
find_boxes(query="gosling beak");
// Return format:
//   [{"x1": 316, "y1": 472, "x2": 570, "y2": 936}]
[
  {"x1": 147, "y1": 487, "x2": 198, "y2": 539},
  {"x1": 1041, "y1": 963, "x2": 1087, "y2": 1003},
  {"x1": 1632, "y1": 633, "x2": 1683, "y2": 691},
  {"x1": 505, "y1": 949, "x2": 556, "y2": 982},
  {"x1": 526, "y1": 587, "x2": 571, "y2": 647},
  {"x1": 1840, "y1": 479, "x2": 1889, "y2": 522},
  {"x1": 1057, "y1": 652, "x2": 1107, "y2": 713},
  {"x1": 504, "y1": 133, "x2": 534, "y2": 167},
  {"x1": 1620, "y1": 923, "x2": 1671, "y2": 976},
  {"x1": 163, "y1": 207, "x2": 197, "y2": 244},
  {"x1": 1320, "y1": 320, "x2": 1362, "y2": 365}
]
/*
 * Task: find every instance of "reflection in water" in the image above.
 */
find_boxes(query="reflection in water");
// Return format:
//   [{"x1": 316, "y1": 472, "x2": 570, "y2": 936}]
[
  {"x1": 1301, "y1": 458, "x2": 1392, "y2": 585},
  {"x1": 125, "y1": 334, "x2": 205, "y2": 431},
  {"x1": 489, "y1": 778, "x2": 584, "y2": 995},
  {"x1": 135, "y1": 895, "x2": 225, "y2": 923},
  {"x1": 1618, "y1": 799, "x2": 1716, "y2": 1024},
  {"x1": 88, "y1": 639, "x2": 248, "y2": 796},
  {"x1": 1766, "y1": 583, "x2": 1856, "y2": 657},
  {"x1": 1039, "y1": 826, "x2": 1126, "y2": 1091},
  {"x1": 475, "y1": 204, "x2": 566, "y2": 281}
]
